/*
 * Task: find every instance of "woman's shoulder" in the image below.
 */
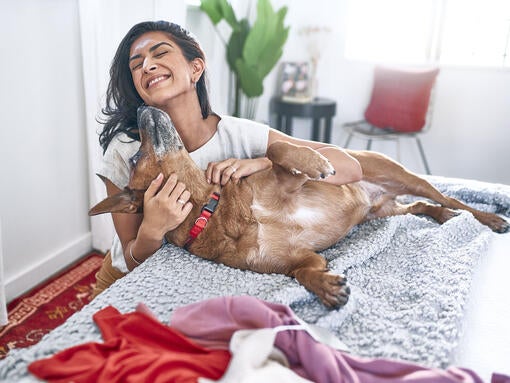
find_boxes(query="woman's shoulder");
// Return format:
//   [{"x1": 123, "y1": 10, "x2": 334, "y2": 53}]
[
  {"x1": 218, "y1": 115, "x2": 271, "y2": 131},
  {"x1": 104, "y1": 132, "x2": 139, "y2": 156},
  {"x1": 102, "y1": 131, "x2": 140, "y2": 169},
  {"x1": 214, "y1": 115, "x2": 270, "y2": 158},
  {"x1": 98, "y1": 132, "x2": 140, "y2": 189}
]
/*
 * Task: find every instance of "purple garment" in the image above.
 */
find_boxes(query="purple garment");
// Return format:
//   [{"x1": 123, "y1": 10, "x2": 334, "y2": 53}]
[{"x1": 170, "y1": 295, "x2": 490, "y2": 383}]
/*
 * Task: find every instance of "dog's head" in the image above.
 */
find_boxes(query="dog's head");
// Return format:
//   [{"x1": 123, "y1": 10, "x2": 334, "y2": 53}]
[{"x1": 89, "y1": 106, "x2": 185, "y2": 216}]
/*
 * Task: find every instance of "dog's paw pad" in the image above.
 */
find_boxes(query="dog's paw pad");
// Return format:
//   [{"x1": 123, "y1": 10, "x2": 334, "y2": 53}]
[
  {"x1": 319, "y1": 273, "x2": 350, "y2": 308},
  {"x1": 305, "y1": 159, "x2": 336, "y2": 180}
]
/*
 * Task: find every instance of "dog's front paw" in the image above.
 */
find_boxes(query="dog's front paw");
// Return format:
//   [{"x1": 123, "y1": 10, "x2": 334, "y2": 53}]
[
  {"x1": 295, "y1": 147, "x2": 336, "y2": 180},
  {"x1": 267, "y1": 141, "x2": 336, "y2": 180},
  {"x1": 292, "y1": 262, "x2": 350, "y2": 308}
]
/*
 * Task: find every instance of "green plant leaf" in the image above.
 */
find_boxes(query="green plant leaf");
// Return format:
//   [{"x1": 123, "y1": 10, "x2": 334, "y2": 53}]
[
  {"x1": 256, "y1": 10, "x2": 289, "y2": 77},
  {"x1": 200, "y1": 0, "x2": 238, "y2": 29},
  {"x1": 199, "y1": 0, "x2": 289, "y2": 107},
  {"x1": 199, "y1": 0, "x2": 223, "y2": 25},
  {"x1": 235, "y1": 59, "x2": 264, "y2": 97},
  {"x1": 218, "y1": 0, "x2": 238, "y2": 29},
  {"x1": 242, "y1": 0, "x2": 288, "y2": 79},
  {"x1": 242, "y1": 0, "x2": 275, "y2": 65},
  {"x1": 226, "y1": 19, "x2": 250, "y2": 71}
]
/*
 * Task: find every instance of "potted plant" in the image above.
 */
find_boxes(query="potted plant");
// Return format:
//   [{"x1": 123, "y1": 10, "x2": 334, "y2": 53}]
[{"x1": 200, "y1": 0, "x2": 289, "y2": 118}]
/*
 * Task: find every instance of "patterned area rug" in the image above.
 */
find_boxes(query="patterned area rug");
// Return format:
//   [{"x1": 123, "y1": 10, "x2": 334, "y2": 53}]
[{"x1": 0, "y1": 252, "x2": 103, "y2": 359}]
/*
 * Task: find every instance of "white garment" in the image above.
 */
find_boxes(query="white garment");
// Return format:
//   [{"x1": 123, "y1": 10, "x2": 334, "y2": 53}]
[
  {"x1": 97, "y1": 115, "x2": 270, "y2": 272},
  {"x1": 199, "y1": 325, "x2": 313, "y2": 383}
]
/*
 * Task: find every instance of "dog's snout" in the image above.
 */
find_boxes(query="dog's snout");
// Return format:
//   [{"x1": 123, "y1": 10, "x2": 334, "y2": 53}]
[
  {"x1": 137, "y1": 105, "x2": 160, "y2": 130},
  {"x1": 136, "y1": 105, "x2": 184, "y2": 158}
]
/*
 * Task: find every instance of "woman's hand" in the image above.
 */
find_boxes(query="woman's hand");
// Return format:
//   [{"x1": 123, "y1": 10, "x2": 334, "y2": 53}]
[
  {"x1": 206, "y1": 157, "x2": 272, "y2": 185},
  {"x1": 138, "y1": 173, "x2": 193, "y2": 240}
]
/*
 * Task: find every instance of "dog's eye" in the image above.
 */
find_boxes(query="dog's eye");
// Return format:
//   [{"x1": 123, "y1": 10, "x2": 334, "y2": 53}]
[{"x1": 130, "y1": 152, "x2": 141, "y2": 168}]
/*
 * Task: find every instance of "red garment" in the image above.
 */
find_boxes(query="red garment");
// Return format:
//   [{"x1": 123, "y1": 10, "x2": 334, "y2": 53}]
[{"x1": 28, "y1": 305, "x2": 231, "y2": 383}]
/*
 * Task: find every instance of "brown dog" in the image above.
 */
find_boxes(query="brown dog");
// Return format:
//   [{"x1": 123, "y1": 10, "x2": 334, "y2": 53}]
[{"x1": 89, "y1": 106, "x2": 509, "y2": 308}]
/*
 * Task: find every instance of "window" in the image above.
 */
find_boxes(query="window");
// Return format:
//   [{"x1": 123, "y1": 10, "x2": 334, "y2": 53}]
[{"x1": 345, "y1": 0, "x2": 510, "y2": 67}]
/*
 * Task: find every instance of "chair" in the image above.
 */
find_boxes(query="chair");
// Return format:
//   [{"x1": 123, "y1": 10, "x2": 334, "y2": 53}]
[{"x1": 343, "y1": 66, "x2": 440, "y2": 174}]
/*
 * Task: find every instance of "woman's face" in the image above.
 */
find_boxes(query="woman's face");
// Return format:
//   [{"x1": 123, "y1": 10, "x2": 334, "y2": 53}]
[{"x1": 129, "y1": 31, "x2": 201, "y2": 108}]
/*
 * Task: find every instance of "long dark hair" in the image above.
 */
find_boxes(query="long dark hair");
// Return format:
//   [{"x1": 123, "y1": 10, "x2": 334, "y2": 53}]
[{"x1": 98, "y1": 21, "x2": 212, "y2": 153}]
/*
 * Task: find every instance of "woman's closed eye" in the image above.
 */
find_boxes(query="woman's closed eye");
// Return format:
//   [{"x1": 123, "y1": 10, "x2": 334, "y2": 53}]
[
  {"x1": 154, "y1": 50, "x2": 168, "y2": 58},
  {"x1": 130, "y1": 51, "x2": 168, "y2": 71},
  {"x1": 131, "y1": 62, "x2": 142, "y2": 71}
]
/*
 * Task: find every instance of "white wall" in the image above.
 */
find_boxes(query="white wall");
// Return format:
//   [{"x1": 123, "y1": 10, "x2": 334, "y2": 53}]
[{"x1": 0, "y1": 0, "x2": 91, "y2": 301}]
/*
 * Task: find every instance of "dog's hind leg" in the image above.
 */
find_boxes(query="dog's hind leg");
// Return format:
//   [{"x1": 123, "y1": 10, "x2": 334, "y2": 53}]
[
  {"x1": 287, "y1": 248, "x2": 350, "y2": 308},
  {"x1": 366, "y1": 196, "x2": 459, "y2": 224},
  {"x1": 267, "y1": 141, "x2": 336, "y2": 192},
  {"x1": 356, "y1": 151, "x2": 509, "y2": 233},
  {"x1": 391, "y1": 177, "x2": 509, "y2": 233}
]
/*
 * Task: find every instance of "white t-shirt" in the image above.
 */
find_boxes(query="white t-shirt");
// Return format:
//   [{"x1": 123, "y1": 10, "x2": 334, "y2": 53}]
[{"x1": 97, "y1": 115, "x2": 270, "y2": 272}]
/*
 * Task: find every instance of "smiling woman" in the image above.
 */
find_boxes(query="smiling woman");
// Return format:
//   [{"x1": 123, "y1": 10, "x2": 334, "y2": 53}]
[{"x1": 128, "y1": 32, "x2": 206, "y2": 113}]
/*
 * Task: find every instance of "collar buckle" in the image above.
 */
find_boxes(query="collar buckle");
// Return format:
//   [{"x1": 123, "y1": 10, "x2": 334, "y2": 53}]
[{"x1": 184, "y1": 192, "x2": 220, "y2": 250}]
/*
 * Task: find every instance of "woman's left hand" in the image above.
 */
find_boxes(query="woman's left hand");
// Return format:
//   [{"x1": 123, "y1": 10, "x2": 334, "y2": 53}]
[{"x1": 206, "y1": 157, "x2": 271, "y2": 185}]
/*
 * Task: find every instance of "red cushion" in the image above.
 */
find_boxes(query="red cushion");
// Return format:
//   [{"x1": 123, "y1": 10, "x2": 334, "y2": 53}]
[{"x1": 364, "y1": 66, "x2": 439, "y2": 132}]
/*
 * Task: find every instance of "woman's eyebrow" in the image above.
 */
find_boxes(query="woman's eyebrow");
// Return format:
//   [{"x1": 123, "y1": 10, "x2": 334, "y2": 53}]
[{"x1": 129, "y1": 42, "x2": 173, "y2": 62}]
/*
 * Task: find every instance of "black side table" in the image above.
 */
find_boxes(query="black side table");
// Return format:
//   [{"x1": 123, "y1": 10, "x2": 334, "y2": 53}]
[{"x1": 269, "y1": 97, "x2": 337, "y2": 143}]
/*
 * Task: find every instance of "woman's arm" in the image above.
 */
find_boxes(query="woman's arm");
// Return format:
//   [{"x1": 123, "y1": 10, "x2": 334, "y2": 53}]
[
  {"x1": 206, "y1": 128, "x2": 362, "y2": 186},
  {"x1": 104, "y1": 174, "x2": 193, "y2": 271},
  {"x1": 267, "y1": 129, "x2": 362, "y2": 185}
]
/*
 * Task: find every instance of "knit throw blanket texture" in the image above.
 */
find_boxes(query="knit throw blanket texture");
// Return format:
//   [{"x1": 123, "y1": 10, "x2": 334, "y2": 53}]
[{"x1": 1, "y1": 175, "x2": 509, "y2": 381}]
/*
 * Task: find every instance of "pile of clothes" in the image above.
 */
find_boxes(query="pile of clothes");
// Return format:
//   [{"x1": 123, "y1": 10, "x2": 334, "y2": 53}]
[{"x1": 29, "y1": 296, "x2": 506, "y2": 383}]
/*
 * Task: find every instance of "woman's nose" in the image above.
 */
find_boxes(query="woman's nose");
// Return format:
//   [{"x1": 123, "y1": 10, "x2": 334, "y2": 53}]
[{"x1": 143, "y1": 58, "x2": 157, "y2": 72}]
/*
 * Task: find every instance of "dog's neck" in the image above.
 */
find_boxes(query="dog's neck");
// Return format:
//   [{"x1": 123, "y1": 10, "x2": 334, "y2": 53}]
[{"x1": 162, "y1": 151, "x2": 222, "y2": 246}]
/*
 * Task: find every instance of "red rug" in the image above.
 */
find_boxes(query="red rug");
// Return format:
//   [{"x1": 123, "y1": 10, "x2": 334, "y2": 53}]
[{"x1": 0, "y1": 251, "x2": 104, "y2": 359}]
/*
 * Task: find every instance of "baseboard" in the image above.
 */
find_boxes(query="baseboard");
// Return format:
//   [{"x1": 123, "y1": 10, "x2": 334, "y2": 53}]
[{"x1": 4, "y1": 233, "x2": 93, "y2": 302}]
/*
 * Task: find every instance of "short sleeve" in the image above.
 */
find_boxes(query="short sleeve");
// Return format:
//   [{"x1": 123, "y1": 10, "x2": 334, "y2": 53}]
[
  {"x1": 96, "y1": 133, "x2": 140, "y2": 273},
  {"x1": 97, "y1": 133, "x2": 140, "y2": 189}
]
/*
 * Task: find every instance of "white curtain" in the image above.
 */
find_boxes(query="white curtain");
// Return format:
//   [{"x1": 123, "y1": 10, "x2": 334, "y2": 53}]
[
  {"x1": 0, "y1": 219, "x2": 7, "y2": 326},
  {"x1": 79, "y1": 0, "x2": 187, "y2": 252}
]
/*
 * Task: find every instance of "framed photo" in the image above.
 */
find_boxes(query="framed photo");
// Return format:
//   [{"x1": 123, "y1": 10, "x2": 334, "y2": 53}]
[{"x1": 278, "y1": 61, "x2": 313, "y2": 103}]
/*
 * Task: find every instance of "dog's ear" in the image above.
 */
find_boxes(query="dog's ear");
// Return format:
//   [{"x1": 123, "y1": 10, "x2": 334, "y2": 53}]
[{"x1": 88, "y1": 189, "x2": 144, "y2": 216}]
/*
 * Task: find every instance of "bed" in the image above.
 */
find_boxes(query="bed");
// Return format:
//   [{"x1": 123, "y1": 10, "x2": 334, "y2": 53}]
[{"x1": 0, "y1": 175, "x2": 509, "y2": 382}]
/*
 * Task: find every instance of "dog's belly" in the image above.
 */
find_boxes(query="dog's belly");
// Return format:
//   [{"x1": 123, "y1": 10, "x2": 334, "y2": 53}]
[
  {"x1": 259, "y1": 205, "x2": 328, "y2": 247},
  {"x1": 250, "y1": 197, "x2": 361, "y2": 260}
]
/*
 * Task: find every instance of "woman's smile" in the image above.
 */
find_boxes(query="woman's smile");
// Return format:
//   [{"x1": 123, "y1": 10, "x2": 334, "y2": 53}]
[{"x1": 147, "y1": 75, "x2": 171, "y2": 89}]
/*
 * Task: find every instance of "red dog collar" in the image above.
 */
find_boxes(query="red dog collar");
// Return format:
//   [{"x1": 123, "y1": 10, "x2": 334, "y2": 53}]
[{"x1": 184, "y1": 192, "x2": 220, "y2": 249}]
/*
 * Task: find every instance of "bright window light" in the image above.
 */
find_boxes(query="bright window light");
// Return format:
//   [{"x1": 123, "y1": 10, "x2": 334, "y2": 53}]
[
  {"x1": 345, "y1": 0, "x2": 436, "y2": 64},
  {"x1": 440, "y1": 0, "x2": 510, "y2": 66},
  {"x1": 345, "y1": 0, "x2": 510, "y2": 67}
]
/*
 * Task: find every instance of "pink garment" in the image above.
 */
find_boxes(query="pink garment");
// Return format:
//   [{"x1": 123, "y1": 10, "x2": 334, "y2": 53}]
[{"x1": 170, "y1": 295, "x2": 492, "y2": 383}]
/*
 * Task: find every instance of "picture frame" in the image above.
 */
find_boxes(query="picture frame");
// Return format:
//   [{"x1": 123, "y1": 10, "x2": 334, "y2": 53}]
[{"x1": 278, "y1": 61, "x2": 313, "y2": 103}]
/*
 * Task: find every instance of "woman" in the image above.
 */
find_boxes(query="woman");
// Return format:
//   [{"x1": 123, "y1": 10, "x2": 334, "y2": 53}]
[{"x1": 92, "y1": 20, "x2": 362, "y2": 297}]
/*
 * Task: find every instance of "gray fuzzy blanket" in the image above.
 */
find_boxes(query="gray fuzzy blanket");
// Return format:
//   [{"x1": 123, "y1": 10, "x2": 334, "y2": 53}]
[{"x1": 1, "y1": 175, "x2": 509, "y2": 381}]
